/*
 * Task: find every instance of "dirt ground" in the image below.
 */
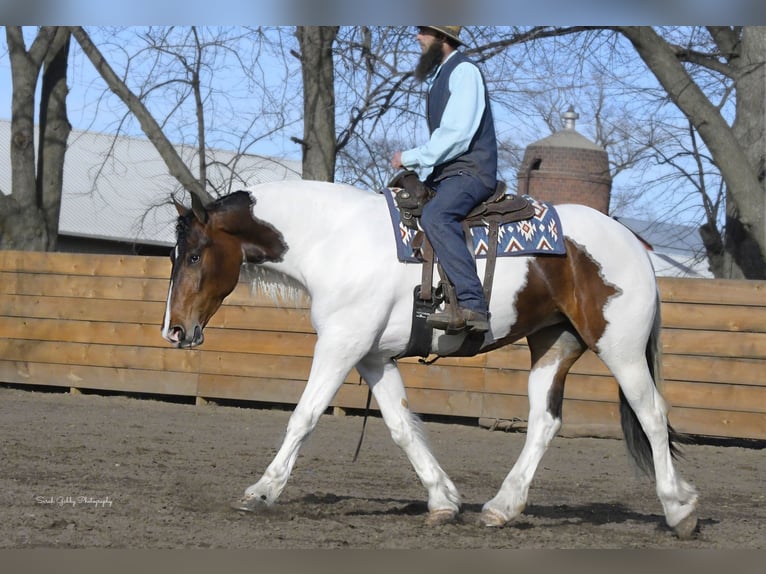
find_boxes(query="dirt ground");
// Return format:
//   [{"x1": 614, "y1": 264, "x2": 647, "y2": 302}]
[{"x1": 0, "y1": 385, "x2": 764, "y2": 549}]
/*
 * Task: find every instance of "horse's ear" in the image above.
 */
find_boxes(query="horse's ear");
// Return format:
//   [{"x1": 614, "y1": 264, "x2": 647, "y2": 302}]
[
  {"x1": 173, "y1": 197, "x2": 189, "y2": 217},
  {"x1": 190, "y1": 193, "x2": 209, "y2": 224}
]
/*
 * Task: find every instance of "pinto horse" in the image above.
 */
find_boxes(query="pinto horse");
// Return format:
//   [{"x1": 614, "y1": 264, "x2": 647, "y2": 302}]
[{"x1": 161, "y1": 181, "x2": 699, "y2": 538}]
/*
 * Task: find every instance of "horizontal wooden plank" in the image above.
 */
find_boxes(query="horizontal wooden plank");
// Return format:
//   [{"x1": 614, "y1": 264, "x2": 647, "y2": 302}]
[
  {"x1": 404, "y1": 387, "x2": 485, "y2": 417},
  {"x1": 199, "y1": 351, "x2": 361, "y2": 384},
  {"x1": 398, "y1": 362, "x2": 487, "y2": 392},
  {"x1": 663, "y1": 380, "x2": 766, "y2": 414},
  {"x1": 484, "y1": 368, "x2": 615, "y2": 399},
  {"x1": 662, "y1": 329, "x2": 766, "y2": 359},
  {"x1": 209, "y1": 305, "x2": 314, "y2": 332},
  {"x1": 197, "y1": 374, "x2": 372, "y2": 411},
  {"x1": 0, "y1": 293, "x2": 313, "y2": 333},
  {"x1": 658, "y1": 276, "x2": 766, "y2": 306},
  {"x1": 0, "y1": 294, "x2": 165, "y2": 324},
  {"x1": 0, "y1": 316, "x2": 167, "y2": 348},
  {"x1": 668, "y1": 406, "x2": 766, "y2": 440},
  {"x1": 197, "y1": 374, "x2": 311, "y2": 405},
  {"x1": 662, "y1": 301, "x2": 766, "y2": 333},
  {"x1": 0, "y1": 250, "x2": 170, "y2": 279},
  {"x1": 486, "y1": 344, "x2": 613, "y2": 376},
  {"x1": 0, "y1": 339, "x2": 200, "y2": 373},
  {"x1": 0, "y1": 272, "x2": 306, "y2": 309},
  {"x1": 0, "y1": 271, "x2": 169, "y2": 301},
  {"x1": 483, "y1": 396, "x2": 766, "y2": 441},
  {"x1": 0, "y1": 360, "x2": 196, "y2": 396},
  {"x1": 0, "y1": 316, "x2": 319, "y2": 354},
  {"x1": 663, "y1": 355, "x2": 765, "y2": 387}
]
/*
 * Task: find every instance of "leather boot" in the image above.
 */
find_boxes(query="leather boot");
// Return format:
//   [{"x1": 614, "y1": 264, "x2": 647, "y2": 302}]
[{"x1": 427, "y1": 307, "x2": 489, "y2": 334}]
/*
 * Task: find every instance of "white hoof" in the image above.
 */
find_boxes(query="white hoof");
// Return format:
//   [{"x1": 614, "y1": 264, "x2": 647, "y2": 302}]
[
  {"x1": 479, "y1": 507, "x2": 509, "y2": 527},
  {"x1": 672, "y1": 512, "x2": 698, "y2": 539},
  {"x1": 230, "y1": 493, "x2": 267, "y2": 512},
  {"x1": 425, "y1": 508, "x2": 458, "y2": 526}
]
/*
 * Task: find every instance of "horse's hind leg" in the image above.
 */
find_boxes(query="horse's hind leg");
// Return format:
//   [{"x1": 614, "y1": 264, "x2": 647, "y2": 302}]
[
  {"x1": 356, "y1": 356, "x2": 461, "y2": 524},
  {"x1": 481, "y1": 325, "x2": 586, "y2": 527},
  {"x1": 602, "y1": 353, "x2": 698, "y2": 538}
]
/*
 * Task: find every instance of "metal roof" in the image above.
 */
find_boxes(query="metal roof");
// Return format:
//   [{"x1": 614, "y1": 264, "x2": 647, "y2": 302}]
[{"x1": 616, "y1": 216, "x2": 713, "y2": 278}]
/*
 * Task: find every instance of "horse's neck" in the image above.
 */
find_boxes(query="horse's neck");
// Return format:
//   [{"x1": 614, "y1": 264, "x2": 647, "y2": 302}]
[{"x1": 249, "y1": 180, "x2": 370, "y2": 294}]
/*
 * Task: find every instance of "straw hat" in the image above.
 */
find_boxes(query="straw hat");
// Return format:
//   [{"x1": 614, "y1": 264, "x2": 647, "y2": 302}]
[{"x1": 419, "y1": 26, "x2": 465, "y2": 46}]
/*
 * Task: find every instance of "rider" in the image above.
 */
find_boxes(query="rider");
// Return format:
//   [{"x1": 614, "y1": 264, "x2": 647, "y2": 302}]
[{"x1": 391, "y1": 26, "x2": 498, "y2": 334}]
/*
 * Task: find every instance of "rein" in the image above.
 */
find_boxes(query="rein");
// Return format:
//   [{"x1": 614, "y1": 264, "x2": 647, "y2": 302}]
[{"x1": 352, "y1": 380, "x2": 372, "y2": 463}]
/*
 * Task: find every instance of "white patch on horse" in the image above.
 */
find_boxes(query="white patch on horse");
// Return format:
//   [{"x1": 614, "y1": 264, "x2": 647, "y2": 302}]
[{"x1": 160, "y1": 245, "x2": 179, "y2": 341}]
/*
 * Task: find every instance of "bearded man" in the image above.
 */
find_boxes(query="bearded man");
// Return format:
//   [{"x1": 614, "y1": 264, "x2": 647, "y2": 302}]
[{"x1": 391, "y1": 26, "x2": 498, "y2": 334}]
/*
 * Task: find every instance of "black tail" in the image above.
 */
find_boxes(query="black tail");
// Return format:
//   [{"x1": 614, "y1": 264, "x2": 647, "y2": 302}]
[{"x1": 619, "y1": 289, "x2": 694, "y2": 476}]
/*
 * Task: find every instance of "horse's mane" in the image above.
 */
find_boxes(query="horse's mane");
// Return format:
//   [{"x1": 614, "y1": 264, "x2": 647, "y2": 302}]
[{"x1": 242, "y1": 264, "x2": 309, "y2": 308}]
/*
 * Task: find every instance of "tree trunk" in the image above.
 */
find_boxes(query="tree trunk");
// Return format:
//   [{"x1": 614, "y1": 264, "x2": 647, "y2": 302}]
[
  {"x1": 618, "y1": 26, "x2": 766, "y2": 279},
  {"x1": 295, "y1": 26, "x2": 338, "y2": 182},
  {"x1": 1, "y1": 26, "x2": 57, "y2": 251},
  {"x1": 725, "y1": 26, "x2": 766, "y2": 279},
  {"x1": 37, "y1": 28, "x2": 72, "y2": 251}
]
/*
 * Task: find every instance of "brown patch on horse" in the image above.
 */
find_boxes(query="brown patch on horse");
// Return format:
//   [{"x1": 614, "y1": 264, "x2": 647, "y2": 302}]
[
  {"x1": 485, "y1": 238, "x2": 619, "y2": 353},
  {"x1": 526, "y1": 326, "x2": 587, "y2": 419}
]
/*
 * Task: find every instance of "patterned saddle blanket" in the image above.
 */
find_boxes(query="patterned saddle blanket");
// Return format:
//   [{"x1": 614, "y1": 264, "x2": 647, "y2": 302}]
[{"x1": 380, "y1": 187, "x2": 566, "y2": 263}]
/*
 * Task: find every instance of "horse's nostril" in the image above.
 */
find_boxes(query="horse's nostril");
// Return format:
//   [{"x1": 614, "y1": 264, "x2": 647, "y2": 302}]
[{"x1": 172, "y1": 325, "x2": 186, "y2": 342}]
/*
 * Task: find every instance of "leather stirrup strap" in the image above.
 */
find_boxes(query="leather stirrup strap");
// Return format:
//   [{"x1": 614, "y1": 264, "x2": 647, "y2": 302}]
[
  {"x1": 482, "y1": 220, "x2": 499, "y2": 304},
  {"x1": 420, "y1": 238, "x2": 434, "y2": 301}
]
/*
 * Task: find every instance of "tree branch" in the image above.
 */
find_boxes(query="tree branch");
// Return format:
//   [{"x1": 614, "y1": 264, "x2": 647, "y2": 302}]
[{"x1": 69, "y1": 26, "x2": 214, "y2": 204}]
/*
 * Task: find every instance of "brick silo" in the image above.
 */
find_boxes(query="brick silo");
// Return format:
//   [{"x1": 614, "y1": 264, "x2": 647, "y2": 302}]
[{"x1": 517, "y1": 107, "x2": 612, "y2": 214}]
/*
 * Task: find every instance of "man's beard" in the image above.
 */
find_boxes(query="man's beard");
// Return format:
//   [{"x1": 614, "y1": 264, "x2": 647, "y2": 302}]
[{"x1": 414, "y1": 39, "x2": 444, "y2": 82}]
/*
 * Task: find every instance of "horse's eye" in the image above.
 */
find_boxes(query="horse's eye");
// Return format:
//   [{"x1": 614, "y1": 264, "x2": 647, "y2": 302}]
[{"x1": 189, "y1": 254, "x2": 201, "y2": 265}]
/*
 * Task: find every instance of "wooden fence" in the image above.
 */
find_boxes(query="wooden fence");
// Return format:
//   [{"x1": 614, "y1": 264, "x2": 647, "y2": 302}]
[{"x1": 1, "y1": 250, "x2": 764, "y2": 440}]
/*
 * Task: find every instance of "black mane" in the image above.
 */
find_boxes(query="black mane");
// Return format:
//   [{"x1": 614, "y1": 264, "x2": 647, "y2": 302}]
[{"x1": 174, "y1": 190, "x2": 254, "y2": 243}]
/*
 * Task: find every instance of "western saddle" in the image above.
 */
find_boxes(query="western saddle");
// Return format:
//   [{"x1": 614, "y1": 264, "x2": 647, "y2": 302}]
[{"x1": 389, "y1": 170, "x2": 535, "y2": 358}]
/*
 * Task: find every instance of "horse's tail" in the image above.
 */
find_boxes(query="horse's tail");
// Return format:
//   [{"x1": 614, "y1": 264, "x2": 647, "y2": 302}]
[{"x1": 618, "y1": 287, "x2": 692, "y2": 476}]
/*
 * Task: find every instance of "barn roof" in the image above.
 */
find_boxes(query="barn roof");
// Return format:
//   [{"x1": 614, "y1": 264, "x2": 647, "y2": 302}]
[{"x1": 616, "y1": 216, "x2": 712, "y2": 278}]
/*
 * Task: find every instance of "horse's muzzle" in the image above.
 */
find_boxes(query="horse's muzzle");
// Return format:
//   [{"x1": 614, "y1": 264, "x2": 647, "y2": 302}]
[{"x1": 164, "y1": 324, "x2": 205, "y2": 348}]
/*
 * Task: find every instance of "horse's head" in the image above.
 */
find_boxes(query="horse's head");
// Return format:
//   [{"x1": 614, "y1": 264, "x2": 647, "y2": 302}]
[{"x1": 161, "y1": 190, "x2": 288, "y2": 348}]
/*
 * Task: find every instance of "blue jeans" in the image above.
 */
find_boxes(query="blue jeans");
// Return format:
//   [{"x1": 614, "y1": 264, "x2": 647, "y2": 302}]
[{"x1": 421, "y1": 172, "x2": 495, "y2": 313}]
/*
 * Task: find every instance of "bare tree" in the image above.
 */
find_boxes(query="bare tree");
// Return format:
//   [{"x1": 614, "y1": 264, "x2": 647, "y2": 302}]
[
  {"x1": 616, "y1": 26, "x2": 765, "y2": 278},
  {"x1": 1, "y1": 26, "x2": 70, "y2": 250}
]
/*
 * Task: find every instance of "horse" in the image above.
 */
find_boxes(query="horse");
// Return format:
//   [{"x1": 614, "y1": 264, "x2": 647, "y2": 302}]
[{"x1": 161, "y1": 180, "x2": 699, "y2": 538}]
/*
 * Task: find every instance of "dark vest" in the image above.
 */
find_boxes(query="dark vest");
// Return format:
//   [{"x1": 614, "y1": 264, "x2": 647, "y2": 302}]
[{"x1": 426, "y1": 51, "x2": 497, "y2": 190}]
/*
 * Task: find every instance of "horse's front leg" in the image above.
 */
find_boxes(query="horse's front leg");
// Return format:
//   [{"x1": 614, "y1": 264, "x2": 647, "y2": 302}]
[
  {"x1": 356, "y1": 356, "x2": 461, "y2": 524},
  {"x1": 233, "y1": 331, "x2": 363, "y2": 511}
]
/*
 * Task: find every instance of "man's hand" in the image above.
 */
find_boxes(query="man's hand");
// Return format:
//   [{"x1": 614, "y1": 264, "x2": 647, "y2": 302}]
[{"x1": 391, "y1": 151, "x2": 403, "y2": 169}]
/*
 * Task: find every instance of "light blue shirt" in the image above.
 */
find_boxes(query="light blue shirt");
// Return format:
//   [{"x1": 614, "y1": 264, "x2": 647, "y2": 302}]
[{"x1": 400, "y1": 51, "x2": 486, "y2": 181}]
